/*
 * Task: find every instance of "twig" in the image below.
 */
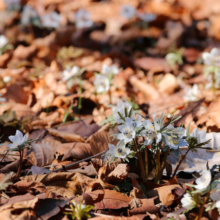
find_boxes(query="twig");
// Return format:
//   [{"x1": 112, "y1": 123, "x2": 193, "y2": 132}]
[{"x1": 52, "y1": 150, "x2": 107, "y2": 172}]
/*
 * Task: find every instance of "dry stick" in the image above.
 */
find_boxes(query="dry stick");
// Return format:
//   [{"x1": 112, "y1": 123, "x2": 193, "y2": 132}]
[
  {"x1": 133, "y1": 138, "x2": 145, "y2": 182},
  {"x1": 52, "y1": 150, "x2": 107, "y2": 172},
  {"x1": 172, "y1": 148, "x2": 190, "y2": 177},
  {"x1": 16, "y1": 150, "x2": 23, "y2": 177}
]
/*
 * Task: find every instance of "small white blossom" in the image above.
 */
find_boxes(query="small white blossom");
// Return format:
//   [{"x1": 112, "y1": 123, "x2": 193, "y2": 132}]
[
  {"x1": 41, "y1": 12, "x2": 60, "y2": 28},
  {"x1": 120, "y1": 4, "x2": 136, "y2": 19},
  {"x1": 184, "y1": 84, "x2": 199, "y2": 102},
  {"x1": 165, "y1": 53, "x2": 178, "y2": 68},
  {"x1": 109, "y1": 143, "x2": 130, "y2": 159},
  {"x1": 117, "y1": 123, "x2": 136, "y2": 143},
  {"x1": 112, "y1": 101, "x2": 134, "y2": 124},
  {"x1": 166, "y1": 213, "x2": 186, "y2": 220},
  {"x1": 3, "y1": 76, "x2": 11, "y2": 83},
  {"x1": 0, "y1": 93, "x2": 6, "y2": 102},
  {"x1": 141, "y1": 119, "x2": 161, "y2": 146},
  {"x1": 210, "y1": 183, "x2": 220, "y2": 204},
  {"x1": 94, "y1": 74, "x2": 110, "y2": 93},
  {"x1": 163, "y1": 126, "x2": 187, "y2": 150},
  {"x1": 75, "y1": 9, "x2": 93, "y2": 29},
  {"x1": 0, "y1": 35, "x2": 8, "y2": 49},
  {"x1": 62, "y1": 66, "x2": 80, "y2": 82},
  {"x1": 191, "y1": 128, "x2": 210, "y2": 148},
  {"x1": 75, "y1": 203, "x2": 86, "y2": 210},
  {"x1": 21, "y1": 5, "x2": 38, "y2": 25},
  {"x1": 181, "y1": 193, "x2": 197, "y2": 210},
  {"x1": 202, "y1": 47, "x2": 220, "y2": 66},
  {"x1": 205, "y1": 74, "x2": 220, "y2": 90},
  {"x1": 4, "y1": 0, "x2": 20, "y2": 10},
  {"x1": 125, "y1": 115, "x2": 143, "y2": 130},
  {"x1": 194, "y1": 169, "x2": 211, "y2": 190},
  {"x1": 137, "y1": 12, "x2": 156, "y2": 22},
  {"x1": 7, "y1": 130, "x2": 28, "y2": 150},
  {"x1": 101, "y1": 64, "x2": 119, "y2": 76}
]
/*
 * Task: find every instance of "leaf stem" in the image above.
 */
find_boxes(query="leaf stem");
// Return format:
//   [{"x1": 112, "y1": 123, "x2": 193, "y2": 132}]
[
  {"x1": 172, "y1": 148, "x2": 190, "y2": 177},
  {"x1": 196, "y1": 190, "x2": 210, "y2": 220},
  {"x1": 144, "y1": 147, "x2": 149, "y2": 182},
  {"x1": 16, "y1": 149, "x2": 23, "y2": 177},
  {"x1": 158, "y1": 147, "x2": 169, "y2": 181},
  {"x1": 154, "y1": 149, "x2": 161, "y2": 184},
  {"x1": 133, "y1": 138, "x2": 146, "y2": 182}
]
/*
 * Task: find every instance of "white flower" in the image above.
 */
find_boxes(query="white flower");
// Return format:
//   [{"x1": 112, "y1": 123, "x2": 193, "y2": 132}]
[
  {"x1": 125, "y1": 115, "x2": 143, "y2": 130},
  {"x1": 3, "y1": 76, "x2": 11, "y2": 83},
  {"x1": 210, "y1": 183, "x2": 220, "y2": 202},
  {"x1": 75, "y1": 9, "x2": 93, "y2": 29},
  {"x1": 0, "y1": 93, "x2": 6, "y2": 102},
  {"x1": 117, "y1": 123, "x2": 136, "y2": 143},
  {"x1": 41, "y1": 12, "x2": 60, "y2": 28},
  {"x1": 163, "y1": 126, "x2": 187, "y2": 150},
  {"x1": 75, "y1": 203, "x2": 86, "y2": 210},
  {"x1": 101, "y1": 64, "x2": 119, "y2": 76},
  {"x1": 108, "y1": 143, "x2": 130, "y2": 159},
  {"x1": 184, "y1": 84, "x2": 199, "y2": 102},
  {"x1": 202, "y1": 47, "x2": 220, "y2": 66},
  {"x1": 62, "y1": 66, "x2": 80, "y2": 82},
  {"x1": 0, "y1": 35, "x2": 8, "y2": 49},
  {"x1": 112, "y1": 101, "x2": 134, "y2": 124},
  {"x1": 7, "y1": 130, "x2": 28, "y2": 150},
  {"x1": 194, "y1": 169, "x2": 211, "y2": 190},
  {"x1": 205, "y1": 74, "x2": 220, "y2": 90},
  {"x1": 181, "y1": 193, "x2": 197, "y2": 210},
  {"x1": 137, "y1": 12, "x2": 156, "y2": 22},
  {"x1": 120, "y1": 4, "x2": 136, "y2": 19},
  {"x1": 4, "y1": 0, "x2": 20, "y2": 10},
  {"x1": 141, "y1": 119, "x2": 161, "y2": 146},
  {"x1": 191, "y1": 128, "x2": 210, "y2": 148},
  {"x1": 165, "y1": 53, "x2": 178, "y2": 68},
  {"x1": 94, "y1": 74, "x2": 109, "y2": 93},
  {"x1": 21, "y1": 5, "x2": 38, "y2": 25},
  {"x1": 216, "y1": 200, "x2": 220, "y2": 208},
  {"x1": 166, "y1": 213, "x2": 186, "y2": 220}
]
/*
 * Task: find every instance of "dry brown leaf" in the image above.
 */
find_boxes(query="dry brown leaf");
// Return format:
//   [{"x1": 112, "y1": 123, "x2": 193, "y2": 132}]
[
  {"x1": 105, "y1": 163, "x2": 129, "y2": 183},
  {"x1": 47, "y1": 127, "x2": 85, "y2": 142},
  {"x1": 129, "y1": 76, "x2": 160, "y2": 100},
  {"x1": 129, "y1": 198, "x2": 160, "y2": 215},
  {"x1": 156, "y1": 184, "x2": 182, "y2": 207},
  {"x1": 158, "y1": 73, "x2": 178, "y2": 95}
]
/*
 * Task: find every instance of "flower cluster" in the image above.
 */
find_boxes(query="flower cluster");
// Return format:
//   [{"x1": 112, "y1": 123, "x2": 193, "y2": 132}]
[
  {"x1": 4, "y1": 0, "x2": 20, "y2": 11},
  {"x1": 184, "y1": 84, "x2": 199, "y2": 102},
  {"x1": 41, "y1": 12, "x2": 60, "y2": 29},
  {"x1": 202, "y1": 47, "x2": 220, "y2": 92},
  {"x1": 120, "y1": 4, "x2": 156, "y2": 22},
  {"x1": 75, "y1": 9, "x2": 93, "y2": 29},
  {"x1": 94, "y1": 64, "x2": 119, "y2": 94}
]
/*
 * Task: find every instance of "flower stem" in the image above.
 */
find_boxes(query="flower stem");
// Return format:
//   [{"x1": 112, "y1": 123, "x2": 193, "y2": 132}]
[
  {"x1": 158, "y1": 147, "x2": 169, "y2": 181},
  {"x1": 211, "y1": 72, "x2": 216, "y2": 96},
  {"x1": 196, "y1": 191, "x2": 210, "y2": 220},
  {"x1": 144, "y1": 147, "x2": 149, "y2": 182},
  {"x1": 154, "y1": 149, "x2": 161, "y2": 184},
  {"x1": 108, "y1": 88, "x2": 112, "y2": 104},
  {"x1": 16, "y1": 149, "x2": 23, "y2": 177},
  {"x1": 133, "y1": 138, "x2": 145, "y2": 182},
  {"x1": 78, "y1": 77, "x2": 82, "y2": 112},
  {"x1": 172, "y1": 148, "x2": 190, "y2": 177}
]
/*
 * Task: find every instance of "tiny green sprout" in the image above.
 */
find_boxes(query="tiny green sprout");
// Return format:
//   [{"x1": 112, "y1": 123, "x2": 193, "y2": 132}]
[{"x1": 64, "y1": 197, "x2": 94, "y2": 220}]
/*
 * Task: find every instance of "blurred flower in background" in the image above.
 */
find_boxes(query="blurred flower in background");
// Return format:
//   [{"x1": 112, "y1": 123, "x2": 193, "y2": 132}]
[
  {"x1": 21, "y1": 5, "x2": 39, "y2": 26},
  {"x1": 0, "y1": 35, "x2": 8, "y2": 49},
  {"x1": 184, "y1": 84, "x2": 199, "y2": 102},
  {"x1": 137, "y1": 12, "x2": 156, "y2": 22},
  {"x1": 41, "y1": 11, "x2": 61, "y2": 28},
  {"x1": 120, "y1": 4, "x2": 136, "y2": 19},
  {"x1": 4, "y1": 0, "x2": 20, "y2": 11},
  {"x1": 94, "y1": 74, "x2": 110, "y2": 93},
  {"x1": 75, "y1": 9, "x2": 93, "y2": 29}
]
